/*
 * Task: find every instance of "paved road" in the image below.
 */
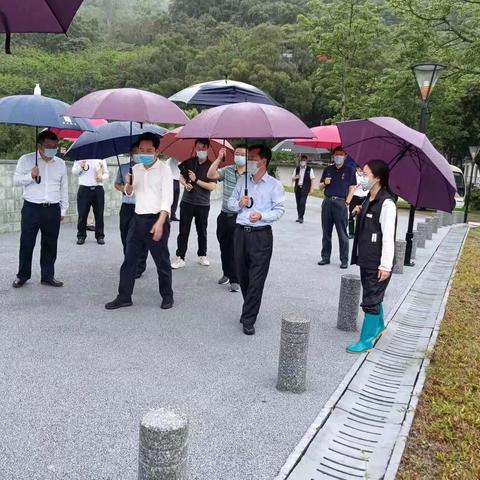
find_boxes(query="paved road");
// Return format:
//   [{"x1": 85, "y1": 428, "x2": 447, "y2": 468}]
[{"x1": 0, "y1": 193, "x2": 444, "y2": 479}]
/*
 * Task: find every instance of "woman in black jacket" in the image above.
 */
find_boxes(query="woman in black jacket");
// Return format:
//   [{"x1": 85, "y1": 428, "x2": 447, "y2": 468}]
[{"x1": 347, "y1": 160, "x2": 397, "y2": 353}]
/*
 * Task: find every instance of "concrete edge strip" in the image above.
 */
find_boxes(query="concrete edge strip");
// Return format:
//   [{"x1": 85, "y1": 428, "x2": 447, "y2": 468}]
[
  {"x1": 274, "y1": 226, "x2": 453, "y2": 480},
  {"x1": 383, "y1": 225, "x2": 470, "y2": 479}
]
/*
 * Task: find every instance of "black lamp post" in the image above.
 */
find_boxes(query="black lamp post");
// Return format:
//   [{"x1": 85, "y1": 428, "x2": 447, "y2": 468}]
[
  {"x1": 404, "y1": 63, "x2": 446, "y2": 266},
  {"x1": 464, "y1": 146, "x2": 480, "y2": 223}
]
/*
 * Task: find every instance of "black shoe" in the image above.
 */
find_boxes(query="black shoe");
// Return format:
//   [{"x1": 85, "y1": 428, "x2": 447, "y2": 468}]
[
  {"x1": 243, "y1": 325, "x2": 255, "y2": 335},
  {"x1": 97, "y1": 238, "x2": 105, "y2": 245},
  {"x1": 161, "y1": 298, "x2": 174, "y2": 310},
  {"x1": 105, "y1": 297, "x2": 133, "y2": 310},
  {"x1": 295, "y1": 219, "x2": 300, "y2": 223},
  {"x1": 77, "y1": 238, "x2": 85, "y2": 245},
  {"x1": 340, "y1": 262, "x2": 348, "y2": 269},
  {"x1": 298, "y1": 218, "x2": 304, "y2": 224},
  {"x1": 12, "y1": 278, "x2": 26, "y2": 288},
  {"x1": 86, "y1": 225, "x2": 96, "y2": 232},
  {"x1": 317, "y1": 259, "x2": 330, "y2": 266},
  {"x1": 171, "y1": 216, "x2": 180, "y2": 222},
  {"x1": 41, "y1": 278, "x2": 64, "y2": 287}
]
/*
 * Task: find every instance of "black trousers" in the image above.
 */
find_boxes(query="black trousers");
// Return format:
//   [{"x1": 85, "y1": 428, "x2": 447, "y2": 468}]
[
  {"x1": 348, "y1": 195, "x2": 365, "y2": 236},
  {"x1": 119, "y1": 203, "x2": 148, "y2": 274},
  {"x1": 321, "y1": 197, "x2": 349, "y2": 264},
  {"x1": 171, "y1": 180, "x2": 180, "y2": 218},
  {"x1": 295, "y1": 186, "x2": 309, "y2": 220},
  {"x1": 118, "y1": 215, "x2": 173, "y2": 302},
  {"x1": 216, "y1": 211, "x2": 238, "y2": 283},
  {"x1": 17, "y1": 201, "x2": 61, "y2": 282},
  {"x1": 234, "y1": 226, "x2": 273, "y2": 327},
  {"x1": 176, "y1": 202, "x2": 210, "y2": 259},
  {"x1": 77, "y1": 185, "x2": 105, "y2": 240},
  {"x1": 360, "y1": 267, "x2": 392, "y2": 314}
]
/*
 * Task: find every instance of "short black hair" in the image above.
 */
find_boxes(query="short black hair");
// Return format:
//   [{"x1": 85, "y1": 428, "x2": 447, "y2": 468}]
[
  {"x1": 367, "y1": 159, "x2": 390, "y2": 190},
  {"x1": 300, "y1": 155, "x2": 308, "y2": 160},
  {"x1": 333, "y1": 145, "x2": 345, "y2": 155},
  {"x1": 138, "y1": 132, "x2": 160, "y2": 149},
  {"x1": 130, "y1": 141, "x2": 139, "y2": 153},
  {"x1": 195, "y1": 138, "x2": 210, "y2": 148},
  {"x1": 37, "y1": 130, "x2": 58, "y2": 144},
  {"x1": 249, "y1": 144, "x2": 272, "y2": 165}
]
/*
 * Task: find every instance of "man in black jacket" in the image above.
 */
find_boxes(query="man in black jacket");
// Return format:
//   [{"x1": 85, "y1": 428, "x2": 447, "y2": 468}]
[{"x1": 292, "y1": 155, "x2": 315, "y2": 223}]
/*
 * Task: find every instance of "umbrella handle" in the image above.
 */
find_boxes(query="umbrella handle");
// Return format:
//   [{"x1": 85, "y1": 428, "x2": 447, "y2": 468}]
[
  {"x1": 5, "y1": 32, "x2": 11, "y2": 54},
  {"x1": 34, "y1": 135, "x2": 41, "y2": 183},
  {"x1": 35, "y1": 176, "x2": 41, "y2": 184}
]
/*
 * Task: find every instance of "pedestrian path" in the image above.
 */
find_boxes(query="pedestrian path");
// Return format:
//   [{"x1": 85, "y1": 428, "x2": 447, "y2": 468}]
[{"x1": 281, "y1": 224, "x2": 468, "y2": 480}]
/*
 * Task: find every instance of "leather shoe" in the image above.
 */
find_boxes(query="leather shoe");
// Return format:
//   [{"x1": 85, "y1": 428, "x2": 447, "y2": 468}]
[
  {"x1": 105, "y1": 297, "x2": 133, "y2": 310},
  {"x1": 317, "y1": 259, "x2": 330, "y2": 266},
  {"x1": 77, "y1": 238, "x2": 85, "y2": 245},
  {"x1": 161, "y1": 298, "x2": 174, "y2": 310},
  {"x1": 340, "y1": 262, "x2": 349, "y2": 269},
  {"x1": 97, "y1": 238, "x2": 105, "y2": 245},
  {"x1": 12, "y1": 278, "x2": 26, "y2": 288},
  {"x1": 243, "y1": 325, "x2": 255, "y2": 335},
  {"x1": 41, "y1": 278, "x2": 64, "y2": 287}
]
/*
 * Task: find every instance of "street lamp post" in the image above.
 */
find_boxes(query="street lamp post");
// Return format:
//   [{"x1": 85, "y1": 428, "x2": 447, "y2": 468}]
[
  {"x1": 464, "y1": 146, "x2": 480, "y2": 223},
  {"x1": 404, "y1": 63, "x2": 446, "y2": 266}
]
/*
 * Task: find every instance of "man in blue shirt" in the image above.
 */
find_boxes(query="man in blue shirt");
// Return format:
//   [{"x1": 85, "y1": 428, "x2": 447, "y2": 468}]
[
  {"x1": 228, "y1": 145, "x2": 285, "y2": 335},
  {"x1": 318, "y1": 146, "x2": 356, "y2": 269}
]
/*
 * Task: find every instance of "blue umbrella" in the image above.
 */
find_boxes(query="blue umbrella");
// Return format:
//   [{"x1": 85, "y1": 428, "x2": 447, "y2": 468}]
[
  {"x1": 66, "y1": 121, "x2": 168, "y2": 183},
  {"x1": 0, "y1": 94, "x2": 92, "y2": 183},
  {"x1": 169, "y1": 79, "x2": 279, "y2": 107}
]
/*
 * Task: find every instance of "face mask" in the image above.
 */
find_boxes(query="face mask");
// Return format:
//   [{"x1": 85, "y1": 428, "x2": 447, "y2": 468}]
[
  {"x1": 247, "y1": 161, "x2": 259, "y2": 176},
  {"x1": 43, "y1": 148, "x2": 57, "y2": 159},
  {"x1": 334, "y1": 156, "x2": 345, "y2": 166},
  {"x1": 300, "y1": 161, "x2": 307, "y2": 167},
  {"x1": 197, "y1": 150, "x2": 208, "y2": 161},
  {"x1": 136, "y1": 154, "x2": 155, "y2": 165},
  {"x1": 360, "y1": 177, "x2": 370, "y2": 191},
  {"x1": 234, "y1": 155, "x2": 246, "y2": 167}
]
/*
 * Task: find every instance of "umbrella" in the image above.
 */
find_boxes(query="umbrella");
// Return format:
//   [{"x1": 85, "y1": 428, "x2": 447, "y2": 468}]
[
  {"x1": 0, "y1": 0, "x2": 85, "y2": 53},
  {"x1": 337, "y1": 116, "x2": 456, "y2": 265},
  {"x1": 159, "y1": 127, "x2": 235, "y2": 165},
  {"x1": 49, "y1": 118, "x2": 107, "y2": 142},
  {"x1": 169, "y1": 79, "x2": 279, "y2": 107},
  {"x1": 272, "y1": 139, "x2": 329, "y2": 156},
  {"x1": 0, "y1": 94, "x2": 92, "y2": 183},
  {"x1": 178, "y1": 102, "x2": 313, "y2": 194},
  {"x1": 294, "y1": 125, "x2": 341, "y2": 150}
]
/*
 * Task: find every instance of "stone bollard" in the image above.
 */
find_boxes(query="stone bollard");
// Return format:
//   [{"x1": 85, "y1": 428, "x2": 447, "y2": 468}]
[
  {"x1": 417, "y1": 223, "x2": 428, "y2": 245},
  {"x1": 393, "y1": 240, "x2": 407, "y2": 274},
  {"x1": 454, "y1": 211, "x2": 464, "y2": 224},
  {"x1": 277, "y1": 314, "x2": 311, "y2": 393},
  {"x1": 336, "y1": 274, "x2": 361, "y2": 332},
  {"x1": 411, "y1": 233, "x2": 418, "y2": 260},
  {"x1": 430, "y1": 215, "x2": 439, "y2": 234},
  {"x1": 437, "y1": 211, "x2": 445, "y2": 227},
  {"x1": 415, "y1": 227, "x2": 426, "y2": 249},
  {"x1": 446, "y1": 212, "x2": 453, "y2": 226},
  {"x1": 424, "y1": 220, "x2": 433, "y2": 240},
  {"x1": 138, "y1": 408, "x2": 189, "y2": 480}
]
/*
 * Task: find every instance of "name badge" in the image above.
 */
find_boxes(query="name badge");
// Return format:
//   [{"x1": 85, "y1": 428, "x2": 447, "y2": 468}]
[
  {"x1": 366, "y1": 213, "x2": 373, "y2": 218},
  {"x1": 371, "y1": 233, "x2": 377, "y2": 242}
]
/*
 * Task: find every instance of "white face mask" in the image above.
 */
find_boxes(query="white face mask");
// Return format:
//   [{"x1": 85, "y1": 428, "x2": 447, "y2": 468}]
[
  {"x1": 247, "y1": 161, "x2": 259, "y2": 176},
  {"x1": 197, "y1": 150, "x2": 208, "y2": 161},
  {"x1": 234, "y1": 155, "x2": 246, "y2": 167},
  {"x1": 43, "y1": 147, "x2": 58, "y2": 159},
  {"x1": 300, "y1": 161, "x2": 307, "y2": 167}
]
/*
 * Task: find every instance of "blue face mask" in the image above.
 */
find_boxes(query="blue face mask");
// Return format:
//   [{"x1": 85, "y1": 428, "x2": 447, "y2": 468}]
[
  {"x1": 334, "y1": 155, "x2": 345, "y2": 166},
  {"x1": 247, "y1": 161, "x2": 259, "y2": 176},
  {"x1": 360, "y1": 177, "x2": 370, "y2": 191},
  {"x1": 234, "y1": 155, "x2": 246, "y2": 167},
  {"x1": 43, "y1": 148, "x2": 57, "y2": 159},
  {"x1": 136, "y1": 154, "x2": 155, "y2": 165}
]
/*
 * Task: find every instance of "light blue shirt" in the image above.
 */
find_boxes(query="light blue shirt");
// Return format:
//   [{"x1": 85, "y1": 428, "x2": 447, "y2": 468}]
[
  {"x1": 115, "y1": 163, "x2": 135, "y2": 205},
  {"x1": 228, "y1": 172, "x2": 285, "y2": 227}
]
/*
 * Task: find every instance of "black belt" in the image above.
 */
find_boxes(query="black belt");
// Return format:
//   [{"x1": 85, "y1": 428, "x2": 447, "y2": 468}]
[
  {"x1": 326, "y1": 195, "x2": 346, "y2": 201},
  {"x1": 25, "y1": 200, "x2": 59, "y2": 208},
  {"x1": 80, "y1": 185, "x2": 103, "y2": 190},
  {"x1": 221, "y1": 211, "x2": 237, "y2": 218},
  {"x1": 237, "y1": 225, "x2": 271, "y2": 232},
  {"x1": 136, "y1": 213, "x2": 160, "y2": 219}
]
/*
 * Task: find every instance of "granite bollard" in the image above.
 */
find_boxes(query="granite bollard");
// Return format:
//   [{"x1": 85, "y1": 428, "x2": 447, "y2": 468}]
[
  {"x1": 411, "y1": 233, "x2": 418, "y2": 260},
  {"x1": 336, "y1": 274, "x2": 361, "y2": 332},
  {"x1": 424, "y1": 220, "x2": 433, "y2": 240},
  {"x1": 277, "y1": 314, "x2": 310, "y2": 393},
  {"x1": 393, "y1": 240, "x2": 407, "y2": 274},
  {"x1": 138, "y1": 408, "x2": 189, "y2": 480},
  {"x1": 453, "y1": 211, "x2": 464, "y2": 224},
  {"x1": 415, "y1": 227, "x2": 426, "y2": 248},
  {"x1": 430, "y1": 215, "x2": 439, "y2": 234},
  {"x1": 445, "y1": 212, "x2": 453, "y2": 226}
]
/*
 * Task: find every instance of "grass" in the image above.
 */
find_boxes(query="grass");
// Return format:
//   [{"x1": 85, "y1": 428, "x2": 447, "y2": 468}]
[
  {"x1": 397, "y1": 227, "x2": 480, "y2": 480},
  {"x1": 284, "y1": 185, "x2": 324, "y2": 199}
]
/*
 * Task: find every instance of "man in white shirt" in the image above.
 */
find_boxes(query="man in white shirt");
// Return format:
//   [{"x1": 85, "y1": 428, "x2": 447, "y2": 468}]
[
  {"x1": 292, "y1": 155, "x2": 315, "y2": 223},
  {"x1": 348, "y1": 166, "x2": 369, "y2": 238},
  {"x1": 12, "y1": 130, "x2": 68, "y2": 288},
  {"x1": 106, "y1": 132, "x2": 174, "y2": 311},
  {"x1": 72, "y1": 158, "x2": 109, "y2": 245},
  {"x1": 166, "y1": 157, "x2": 180, "y2": 221}
]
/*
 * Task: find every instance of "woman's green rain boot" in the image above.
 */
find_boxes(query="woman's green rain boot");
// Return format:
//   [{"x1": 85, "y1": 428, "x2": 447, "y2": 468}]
[
  {"x1": 346, "y1": 312, "x2": 381, "y2": 353},
  {"x1": 375, "y1": 303, "x2": 386, "y2": 339}
]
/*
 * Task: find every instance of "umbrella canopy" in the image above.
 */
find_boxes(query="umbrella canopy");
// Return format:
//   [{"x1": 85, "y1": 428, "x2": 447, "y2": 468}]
[
  {"x1": 66, "y1": 122, "x2": 168, "y2": 161},
  {"x1": 0, "y1": 94, "x2": 92, "y2": 131},
  {"x1": 272, "y1": 139, "x2": 329, "y2": 156},
  {"x1": 159, "y1": 127, "x2": 235, "y2": 165},
  {"x1": 0, "y1": 0, "x2": 85, "y2": 53},
  {"x1": 169, "y1": 79, "x2": 279, "y2": 107},
  {"x1": 177, "y1": 103, "x2": 314, "y2": 140},
  {"x1": 65, "y1": 88, "x2": 189, "y2": 125},
  {"x1": 294, "y1": 125, "x2": 341, "y2": 150},
  {"x1": 337, "y1": 117, "x2": 456, "y2": 212},
  {"x1": 49, "y1": 118, "x2": 107, "y2": 142}
]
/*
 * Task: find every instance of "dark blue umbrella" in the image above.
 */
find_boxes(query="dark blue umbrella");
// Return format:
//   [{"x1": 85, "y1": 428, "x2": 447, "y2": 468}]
[
  {"x1": 169, "y1": 79, "x2": 279, "y2": 107},
  {"x1": 0, "y1": 94, "x2": 92, "y2": 183}
]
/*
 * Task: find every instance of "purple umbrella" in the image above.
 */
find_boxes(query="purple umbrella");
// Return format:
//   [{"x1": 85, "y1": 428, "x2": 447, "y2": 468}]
[
  {"x1": 337, "y1": 116, "x2": 456, "y2": 267},
  {"x1": 178, "y1": 102, "x2": 313, "y2": 195},
  {"x1": 0, "y1": 0, "x2": 85, "y2": 53}
]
